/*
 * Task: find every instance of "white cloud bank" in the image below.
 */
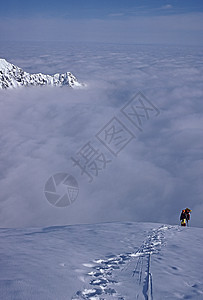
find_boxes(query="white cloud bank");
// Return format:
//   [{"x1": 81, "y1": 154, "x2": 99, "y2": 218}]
[{"x1": 0, "y1": 42, "x2": 203, "y2": 228}]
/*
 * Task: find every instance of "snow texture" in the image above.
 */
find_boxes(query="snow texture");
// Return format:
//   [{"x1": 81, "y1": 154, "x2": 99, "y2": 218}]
[
  {"x1": 0, "y1": 58, "x2": 83, "y2": 89},
  {"x1": 0, "y1": 222, "x2": 202, "y2": 300}
]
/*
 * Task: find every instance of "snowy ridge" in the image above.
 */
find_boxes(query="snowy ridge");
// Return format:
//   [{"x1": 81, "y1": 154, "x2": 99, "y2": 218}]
[
  {"x1": 0, "y1": 58, "x2": 84, "y2": 89},
  {"x1": 0, "y1": 222, "x2": 203, "y2": 300},
  {"x1": 72, "y1": 225, "x2": 170, "y2": 300}
]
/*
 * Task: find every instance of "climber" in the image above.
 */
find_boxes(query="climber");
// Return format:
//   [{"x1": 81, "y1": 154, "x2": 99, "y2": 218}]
[
  {"x1": 180, "y1": 209, "x2": 187, "y2": 227},
  {"x1": 185, "y1": 208, "x2": 192, "y2": 226}
]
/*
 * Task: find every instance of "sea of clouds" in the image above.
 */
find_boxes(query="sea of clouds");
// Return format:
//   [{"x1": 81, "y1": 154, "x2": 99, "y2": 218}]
[{"x1": 0, "y1": 41, "x2": 202, "y2": 228}]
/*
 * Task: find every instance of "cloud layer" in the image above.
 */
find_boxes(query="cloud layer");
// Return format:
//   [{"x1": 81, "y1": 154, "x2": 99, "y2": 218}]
[{"x1": 0, "y1": 42, "x2": 203, "y2": 228}]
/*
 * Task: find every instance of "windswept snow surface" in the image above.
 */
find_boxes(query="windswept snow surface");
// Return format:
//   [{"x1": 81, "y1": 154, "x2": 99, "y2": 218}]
[{"x1": 0, "y1": 222, "x2": 202, "y2": 300}]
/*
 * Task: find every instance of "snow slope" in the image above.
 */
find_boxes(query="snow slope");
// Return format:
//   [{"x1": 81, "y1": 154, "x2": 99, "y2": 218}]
[
  {"x1": 0, "y1": 58, "x2": 83, "y2": 89},
  {"x1": 0, "y1": 222, "x2": 202, "y2": 300}
]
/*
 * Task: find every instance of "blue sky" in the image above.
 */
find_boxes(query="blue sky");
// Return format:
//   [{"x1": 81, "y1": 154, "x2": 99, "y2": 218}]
[
  {"x1": 0, "y1": 1, "x2": 203, "y2": 46},
  {"x1": 1, "y1": 0, "x2": 203, "y2": 19}
]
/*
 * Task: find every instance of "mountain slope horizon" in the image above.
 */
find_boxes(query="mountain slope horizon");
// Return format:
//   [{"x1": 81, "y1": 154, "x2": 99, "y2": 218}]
[{"x1": 0, "y1": 221, "x2": 202, "y2": 300}]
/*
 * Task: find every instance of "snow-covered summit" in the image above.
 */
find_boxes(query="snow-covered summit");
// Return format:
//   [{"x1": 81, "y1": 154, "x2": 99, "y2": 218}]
[
  {"x1": 0, "y1": 58, "x2": 12, "y2": 71},
  {"x1": 0, "y1": 58, "x2": 84, "y2": 89}
]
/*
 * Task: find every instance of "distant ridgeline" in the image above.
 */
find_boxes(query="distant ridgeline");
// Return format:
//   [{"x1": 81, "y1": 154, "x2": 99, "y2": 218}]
[{"x1": 0, "y1": 58, "x2": 84, "y2": 89}]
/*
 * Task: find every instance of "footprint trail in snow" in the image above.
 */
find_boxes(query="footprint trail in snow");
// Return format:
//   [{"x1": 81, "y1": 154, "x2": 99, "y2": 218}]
[{"x1": 72, "y1": 225, "x2": 174, "y2": 300}]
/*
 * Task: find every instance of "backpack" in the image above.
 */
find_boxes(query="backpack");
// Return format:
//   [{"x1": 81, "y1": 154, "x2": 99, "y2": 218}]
[{"x1": 181, "y1": 219, "x2": 186, "y2": 226}]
